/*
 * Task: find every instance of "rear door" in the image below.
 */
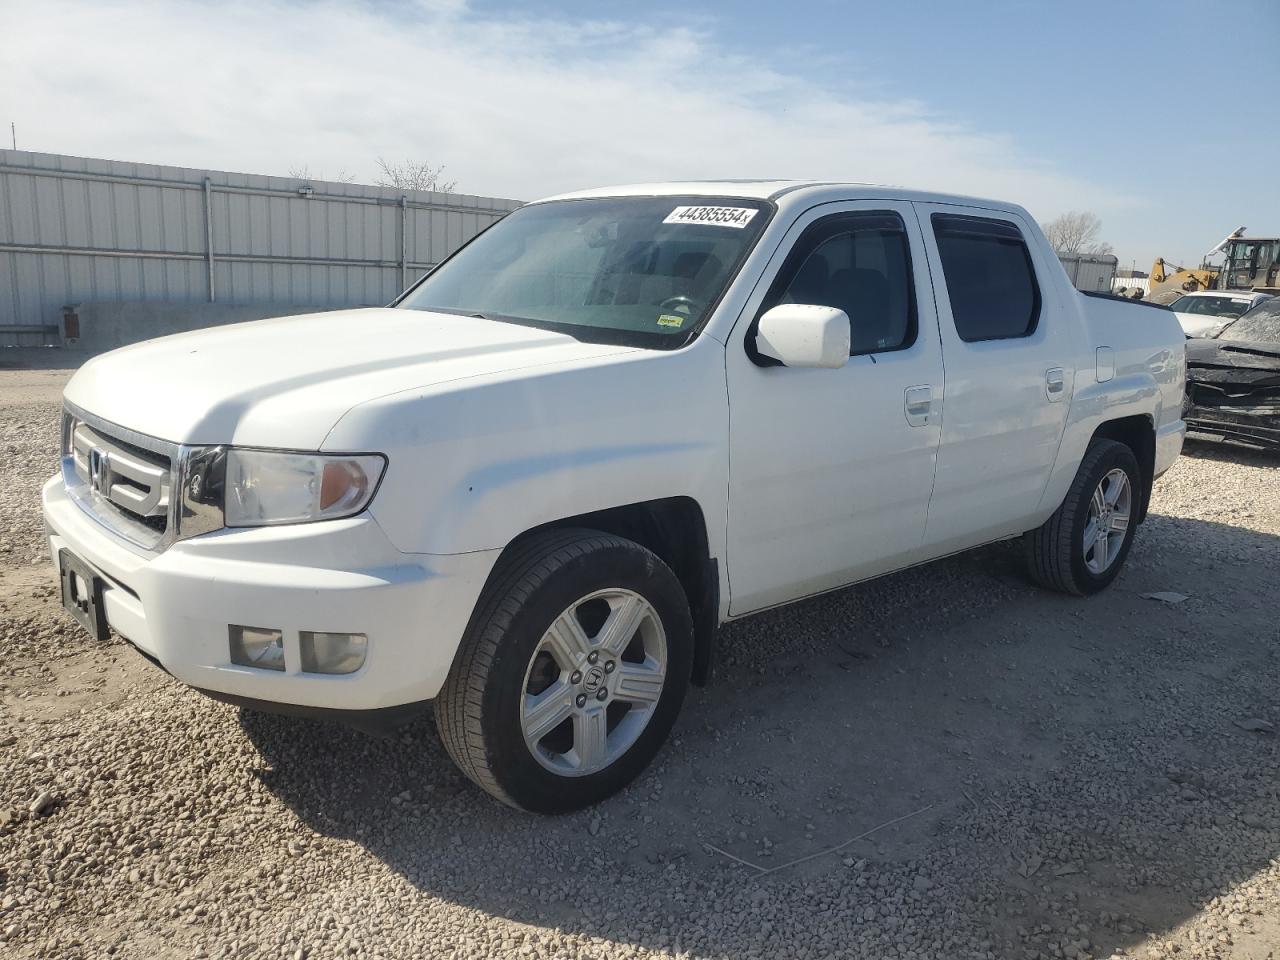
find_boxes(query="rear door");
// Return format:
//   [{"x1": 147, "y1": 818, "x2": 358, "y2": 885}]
[
  {"x1": 725, "y1": 200, "x2": 944, "y2": 614},
  {"x1": 913, "y1": 204, "x2": 1075, "y2": 556}
]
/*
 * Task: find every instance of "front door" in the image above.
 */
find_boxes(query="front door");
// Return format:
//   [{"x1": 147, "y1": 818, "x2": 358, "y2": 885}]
[{"x1": 725, "y1": 201, "x2": 944, "y2": 614}]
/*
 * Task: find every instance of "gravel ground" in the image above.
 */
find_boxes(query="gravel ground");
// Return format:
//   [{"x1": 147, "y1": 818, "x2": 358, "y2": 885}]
[{"x1": 2, "y1": 368, "x2": 1279, "y2": 960}]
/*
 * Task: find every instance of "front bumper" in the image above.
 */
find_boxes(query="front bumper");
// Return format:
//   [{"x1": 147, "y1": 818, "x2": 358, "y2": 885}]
[
  {"x1": 1183, "y1": 365, "x2": 1280, "y2": 448},
  {"x1": 1184, "y1": 398, "x2": 1279, "y2": 448},
  {"x1": 1184, "y1": 410, "x2": 1280, "y2": 447},
  {"x1": 43, "y1": 476, "x2": 499, "y2": 711}
]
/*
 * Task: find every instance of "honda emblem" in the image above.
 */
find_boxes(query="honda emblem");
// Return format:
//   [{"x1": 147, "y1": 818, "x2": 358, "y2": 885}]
[{"x1": 88, "y1": 447, "x2": 111, "y2": 497}]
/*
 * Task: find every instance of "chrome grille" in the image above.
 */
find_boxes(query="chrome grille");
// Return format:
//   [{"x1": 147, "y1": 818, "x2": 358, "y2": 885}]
[
  {"x1": 60, "y1": 405, "x2": 187, "y2": 552},
  {"x1": 69, "y1": 421, "x2": 172, "y2": 525},
  {"x1": 60, "y1": 403, "x2": 229, "y2": 553}
]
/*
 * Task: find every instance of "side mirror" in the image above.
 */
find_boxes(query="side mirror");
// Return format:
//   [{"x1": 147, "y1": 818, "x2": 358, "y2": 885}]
[{"x1": 755, "y1": 304, "x2": 850, "y2": 369}]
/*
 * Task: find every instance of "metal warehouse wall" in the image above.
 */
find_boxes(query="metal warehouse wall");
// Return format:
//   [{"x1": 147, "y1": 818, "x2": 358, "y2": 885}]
[{"x1": 0, "y1": 149, "x2": 521, "y2": 334}]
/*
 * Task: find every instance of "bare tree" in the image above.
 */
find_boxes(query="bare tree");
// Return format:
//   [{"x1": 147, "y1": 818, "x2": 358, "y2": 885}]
[
  {"x1": 374, "y1": 157, "x2": 456, "y2": 193},
  {"x1": 287, "y1": 164, "x2": 355, "y2": 183},
  {"x1": 1042, "y1": 211, "x2": 1113, "y2": 256}
]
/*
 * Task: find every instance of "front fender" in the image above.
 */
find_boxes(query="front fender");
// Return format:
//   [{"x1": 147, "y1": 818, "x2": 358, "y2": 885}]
[{"x1": 327, "y1": 341, "x2": 730, "y2": 557}]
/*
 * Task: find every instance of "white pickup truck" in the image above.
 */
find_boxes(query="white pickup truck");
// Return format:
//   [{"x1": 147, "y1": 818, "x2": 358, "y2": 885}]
[{"x1": 43, "y1": 181, "x2": 1186, "y2": 812}]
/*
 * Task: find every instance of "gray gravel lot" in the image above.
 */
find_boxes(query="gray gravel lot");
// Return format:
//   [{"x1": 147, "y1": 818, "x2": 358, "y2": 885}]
[{"x1": 2, "y1": 368, "x2": 1279, "y2": 960}]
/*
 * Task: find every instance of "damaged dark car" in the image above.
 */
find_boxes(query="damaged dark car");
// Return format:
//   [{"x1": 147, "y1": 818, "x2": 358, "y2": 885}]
[{"x1": 1184, "y1": 297, "x2": 1280, "y2": 448}]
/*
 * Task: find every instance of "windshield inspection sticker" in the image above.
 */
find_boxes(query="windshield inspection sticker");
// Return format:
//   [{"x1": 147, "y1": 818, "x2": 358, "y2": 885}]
[
  {"x1": 656, "y1": 314, "x2": 685, "y2": 328},
  {"x1": 663, "y1": 205, "x2": 758, "y2": 229}
]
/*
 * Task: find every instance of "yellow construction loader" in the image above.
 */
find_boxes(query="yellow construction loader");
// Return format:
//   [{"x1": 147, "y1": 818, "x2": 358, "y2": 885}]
[
  {"x1": 1146, "y1": 257, "x2": 1223, "y2": 302},
  {"x1": 1147, "y1": 228, "x2": 1280, "y2": 304},
  {"x1": 1146, "y1": 258, "x2": 1219, "y2": 303}
]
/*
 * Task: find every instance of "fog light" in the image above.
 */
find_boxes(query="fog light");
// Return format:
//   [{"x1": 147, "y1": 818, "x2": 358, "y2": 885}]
[
  {"x1": 229, "y1": 625, "x2": 285, "y2": 671},
  {"x1": 299, "y1": 631, "x2": 367, "y2": 675}
]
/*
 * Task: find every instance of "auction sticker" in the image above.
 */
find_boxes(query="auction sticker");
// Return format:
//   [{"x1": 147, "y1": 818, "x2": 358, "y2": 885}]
[{"x1": 663, "y1": 205, "x2": 758, "y2": 229}]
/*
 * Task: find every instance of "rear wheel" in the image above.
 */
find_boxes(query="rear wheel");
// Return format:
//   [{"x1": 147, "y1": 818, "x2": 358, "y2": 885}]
[
  {"x1": 1025, "y1": 439, "x2": 1141, "y2": 596},
  {"x1": 435, "y1": 529, "x2": 692, "y2": 812}
]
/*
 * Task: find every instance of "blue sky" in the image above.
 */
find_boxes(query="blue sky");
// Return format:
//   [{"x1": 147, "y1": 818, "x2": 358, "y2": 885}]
[
  {"x1": 5, "y1": 0, "x2": 1278, "y2": 268},
  {"x1": 469, "y1": 0, "x2": 1280, "y2": 268}
]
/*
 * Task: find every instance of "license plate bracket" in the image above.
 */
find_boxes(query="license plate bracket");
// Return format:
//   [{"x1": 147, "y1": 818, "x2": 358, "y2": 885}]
[{"x1": 59, "y1": 549, "x2": 109, "y2": 642}]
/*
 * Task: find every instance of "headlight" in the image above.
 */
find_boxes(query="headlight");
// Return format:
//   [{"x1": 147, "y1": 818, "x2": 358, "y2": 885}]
[{"x1": 224, "y1": 450, "x2": 386, "y2": 527}]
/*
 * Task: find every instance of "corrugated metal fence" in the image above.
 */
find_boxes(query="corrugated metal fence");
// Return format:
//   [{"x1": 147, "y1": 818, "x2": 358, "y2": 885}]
[
  {"x1": 1111, "y1": 276, "x2": 1151, "y2": 296},
  {"x1": 0, "y1": 150, "x2": 521, "y2": 342}
]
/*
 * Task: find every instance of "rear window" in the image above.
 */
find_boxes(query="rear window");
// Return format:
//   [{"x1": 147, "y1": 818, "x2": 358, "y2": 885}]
[{"x1": 931, "y1": 214, "x2": 1040, "y2": 342}]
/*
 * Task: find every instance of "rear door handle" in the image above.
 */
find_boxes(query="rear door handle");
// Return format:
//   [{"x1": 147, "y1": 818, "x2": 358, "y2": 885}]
[
  {"x1": 904, "y1": 385, "x2": 933, "y2": 427},
  {"x1": 1045, "y1": 367, "x2": 1067, "y2": 402}
]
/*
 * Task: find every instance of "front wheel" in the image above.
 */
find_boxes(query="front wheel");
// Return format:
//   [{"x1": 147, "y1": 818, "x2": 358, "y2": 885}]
[
  {"x1": 435, "y1": 529, "x2": 693, "y2": 812},
  {"x1": 1024, "y1": 439, "x2": 1141, "y2": 596}
]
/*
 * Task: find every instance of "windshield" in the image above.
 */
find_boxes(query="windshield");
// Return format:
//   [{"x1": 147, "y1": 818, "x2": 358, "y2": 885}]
[
  {"x1": 396, "y1": 196, "x2": 772, "y2": 348},
  {"x1": 1217, "y1": 299, "x2": 1280, "y2": 343},
  {"x1": 1170, "y1": 294, "x2": 1254, "y2": 319}
]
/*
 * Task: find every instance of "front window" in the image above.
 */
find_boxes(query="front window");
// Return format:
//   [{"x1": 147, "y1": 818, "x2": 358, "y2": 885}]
[
  {"x1": 759, "y1": 211, "x2": 918, "y2": 356},
  {"x1": 1217, "y1": 300, "x2": 1280, "y2": 343},
  {"x1": 1169, "y1": 294, "x2": 1254, "y2": 319},
  {"x1": 397, "y1": 196, "x2": 772, "y2": 348}
]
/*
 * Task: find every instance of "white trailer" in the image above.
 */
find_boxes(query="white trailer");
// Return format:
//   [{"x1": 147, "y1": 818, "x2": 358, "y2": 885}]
[{"x1": 1058, "y1": 253, "x2": 1118, "y2": 292}]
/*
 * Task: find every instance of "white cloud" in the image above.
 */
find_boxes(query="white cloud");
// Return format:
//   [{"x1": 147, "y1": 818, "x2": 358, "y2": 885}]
[{"x1": 3, "y1": 0, "x2": 1128, "y2": 218}]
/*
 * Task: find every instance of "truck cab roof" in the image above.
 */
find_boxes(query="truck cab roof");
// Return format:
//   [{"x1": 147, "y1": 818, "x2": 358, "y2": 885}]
[{"x1": 538, "y1": 180, "x2": 1028, "y2": 218}]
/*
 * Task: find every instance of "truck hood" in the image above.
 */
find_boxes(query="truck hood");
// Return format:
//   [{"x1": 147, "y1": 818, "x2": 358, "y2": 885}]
[
  {"x1": 64, "y1": 307, "x2": 637, "y2": 448},
  {"x1": 1186, "y1": 336, "x2": 1280, "y2": 378}
]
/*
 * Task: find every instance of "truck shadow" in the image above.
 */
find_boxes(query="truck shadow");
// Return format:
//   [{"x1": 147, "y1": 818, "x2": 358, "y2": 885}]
[{"x1": 240, "y1": 514, "x2": 1280, "y2": 959}]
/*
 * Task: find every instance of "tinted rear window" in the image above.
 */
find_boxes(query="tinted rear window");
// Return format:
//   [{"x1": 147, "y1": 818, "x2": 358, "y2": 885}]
[{"x1": 932, "y1": 214, "x2": 1040, "y2": 342}]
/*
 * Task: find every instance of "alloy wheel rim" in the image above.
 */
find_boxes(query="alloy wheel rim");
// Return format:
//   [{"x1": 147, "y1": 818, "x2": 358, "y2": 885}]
[
  {"x1": 1083, "y1": 468, "x2": 1132, "y2": 575},
  {"x1": 519, "y1": 588, "x2": 667, "y2": 777}
]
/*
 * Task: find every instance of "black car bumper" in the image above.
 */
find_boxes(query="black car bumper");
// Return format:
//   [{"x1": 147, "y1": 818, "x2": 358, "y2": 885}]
[{"x1": 1184, "y1": 402, "x2": 1280, "y2": 448}]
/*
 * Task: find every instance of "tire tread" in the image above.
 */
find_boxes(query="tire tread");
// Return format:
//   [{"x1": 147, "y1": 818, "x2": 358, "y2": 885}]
[
  {"x1": 1025, "y1": 439, "x2": 1130, "y2": 596},
  {"x1": 435, "y1": 528, "x2": 649, "y2": 809}
]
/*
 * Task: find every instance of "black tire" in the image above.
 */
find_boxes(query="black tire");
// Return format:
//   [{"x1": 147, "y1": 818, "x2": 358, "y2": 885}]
[
  {"x1": 1024, "y1": 439, "x2": 1141, "y2": 596},
  {"x1": 434, "y1": 528, "x2": 693, "y2": 813}
]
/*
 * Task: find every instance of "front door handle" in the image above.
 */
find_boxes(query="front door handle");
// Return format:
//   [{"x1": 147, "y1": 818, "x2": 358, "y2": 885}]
[
  {"x1": 904, "y1": 385, "x2": 933, "y2": 427},
  {"x1": 1045, "y1": 367, "x2": 1067, "y2": 402}
]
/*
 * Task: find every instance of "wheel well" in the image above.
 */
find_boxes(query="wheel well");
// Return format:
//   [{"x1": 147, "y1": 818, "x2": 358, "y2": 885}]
[
  {"x1": 516, "y1": 497, "x2": 718, "y2": 687},
  {"x1": 1091, "y1": 415, "x2": 1156, "y2": 522}
]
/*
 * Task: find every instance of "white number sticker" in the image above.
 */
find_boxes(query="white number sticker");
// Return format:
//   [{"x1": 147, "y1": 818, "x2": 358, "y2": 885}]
[{"x1": 662, "y1": 205, "x2": 758, "y2": 229}]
